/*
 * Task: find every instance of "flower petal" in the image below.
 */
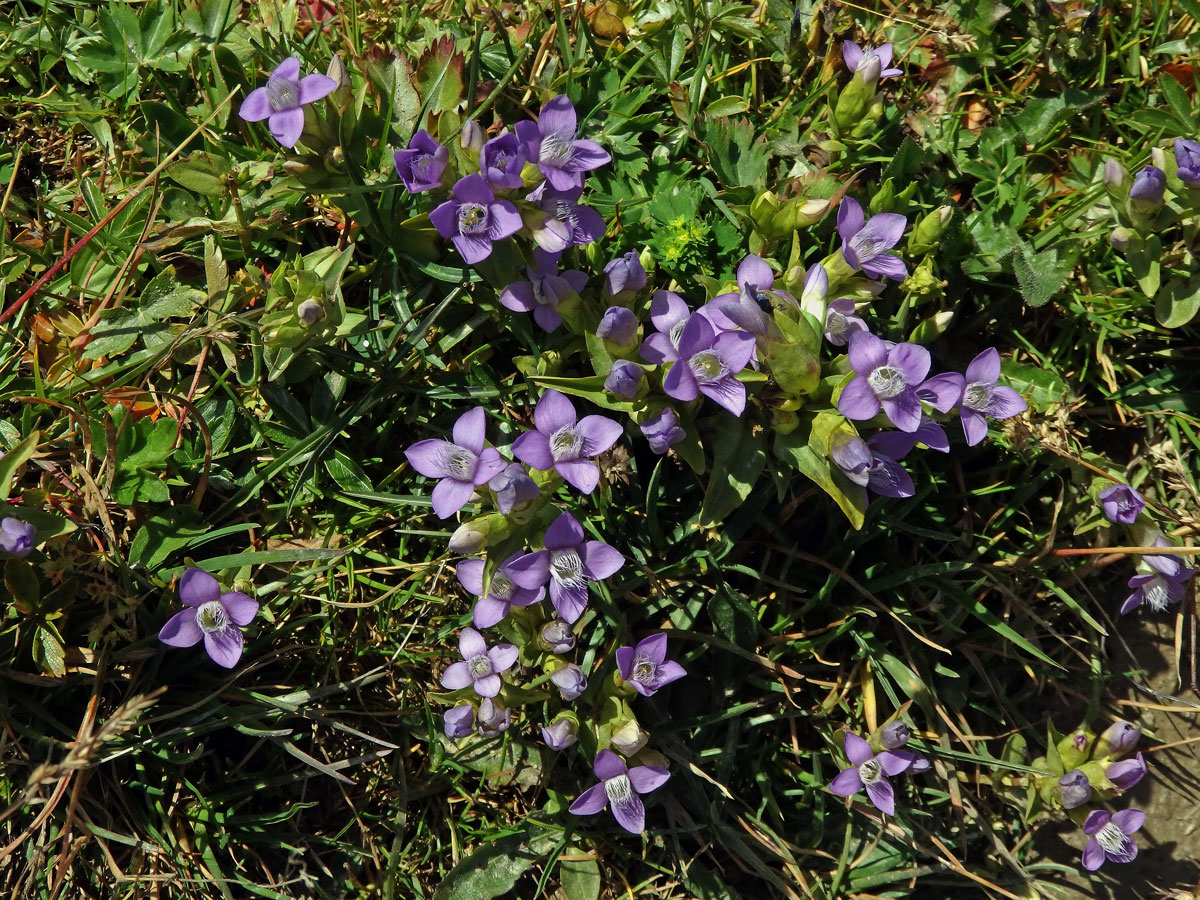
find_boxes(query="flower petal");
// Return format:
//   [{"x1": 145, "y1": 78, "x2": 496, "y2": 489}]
[
  {"x1": 594, "y1": 748, "x2": 627, "y2": 780},
  {"x1": 960, "y1": 408, "x2": 989, "y2": 446},
  {"x1": 1111, "y1": 809, "x2": 1145, "y2": 834},
  {"x1": 569, "y1": 782, "x2": 609, "y2": 815},
  {"x1": 473, "y1": 448, "x2": 507, "y2": 485},
  {"x1": 610, "y1": 793, "x2": 646, "y2": 834},
  {"x1": 453, "y1": 408, "x2": 487, "y2": 455},
  {"x1": 1083, "y1": 810, "x2": 1110, "y2": 835},
  {"x1": 862, "y1": 253, "x2": 908, "y2": 281},
  {"x1": 545, "y1": 511, "x2": 585, "y2": 549},
  {"x1": 568, "y1": 139, "x2": 610, "y2": 171},
  {"x1": 628, "y1": 765, "x2": 671, "y2": 794},
  {"x1": 556, "y1": 459, "x2": 600, "y2": 493},
  {"x1": 881, "y1": 390, "x2": 923, "y2": 433},
  {"x1": 453, "y1": 234, "x2": 493, "y2": 264},
  {"x1": 837, "y1": 376, "x2": 882, "y2": 421},
  {"x1": 663, "y1": 360, "x2": 699, "y2": 403},
  {"x1": 219, "y1": 592, "x2": 258, "y2": 627},
  {"x1": 272, "y1": 57, "x2": 301, "y2": 81},
  {"x1": 829, "y1": 767, "x2": 864, "y2": 796},
  {"x1": 297, "y1": 72, "x2": 336, "y2": 105},
  {"x1": 431, "y1": 477, "x2": 475, "y2": 518},
  {"x1": 581, "y1": 541, "x2": 623, "y2": 579},
  {"x1": 159, "y1": 608, "x2": 203, "y2": 647},
  {"x1": 506, "y1": 551, "x2": 550, "y2": 589},
  {"x1": 499, "y1": 281, "x2": 536, "y2": 312},
  {"x1": 699, "y1": 377, "x2": 746, "y2": 416},
  {"x1": 268, "y1": 107, "x2": 305, "y2": 148},
  {"x1": 844, "y1": 734, "x2": 874, "y2": 766},
  {"x1": 655, "y1": 659, "x2": 687, "y2": 686},
  {"x1": 180, "y1": 569, "x2": 222, "y2": 607},
  {"x1": 473, "y1": 673, "x2": 502, "y2": 697},
  {"x1": 713, "y1": 330, "x2": 757, "y2": 373},
  {"x1": 615, "y1": 645, "x2": 635, "y2": 680},
  {"x1": 488, "y1": 643, "x2": 519, "y2": 672},
  {"x1": 550, "y1": 581, "x2": 589, "y2": 623},
  {"x1": 440, "y1": 661, "x2": 473, "y2": 690},
  {"x1": 512, "y1": 431, "x2": 554, "y2": 471},
  {"x1": 456, "y1": 559, "x2": 486, "y2": 595},
  {"x1": 964, "y1": 347, "x2": 1001, "y2": 384},
  {"x1": 837, "y1": 196, "x2": 865, "y2": 243},
  {"x1": 843, "y1": 41, "x2": 863, "y2": 71},
  {"x1": 534, "y1": 390, "x2": 576, "y2": 435},
  {"x1": 486, "y1": 201, "x2": 523, "y2": 240},
  {"x1": 847, "y1": 331, "x2": 888, "y2": 375},
  {"x1": 405, "y1": 439, "x2": 455, "y2": 478},
  {"x1": 737, "y1": 254, "x2": 774, "y2": 291},
  {"x1": 877, "y1": 750, "x2": 914, "y2": 777},
  {"x1": 458, "y1": 627, "x2": 487, "y2": 659},
  {"x1": 865, "y1": 779, "x2": 895, "y2": 815},
  {"x1": 472, "y1": 596, "x2": 510, "y2": 629},
  {"x1": 1081, "y1": 838, "x2": 1106, "y2": 870},
  {"x1": 239, "y1": 87, "x2": 274, "y2": 122},
  {"x1": 538, "y1": 94, "x2": 578, "y2": 138},
  {"x1": 985, "y1": 385, "x2": 1027, "y2": 419},
  {"x1": 203, "y1": 626, "x2": 244, "y2": 668},
  {"x1": 429, "y1": 200, "x2": 458, "y2": 238},
  {"x1": 888, "y1": 343, "x2": 931, "y2": 385},
  {"x1": 917, "y1": 373, "x2": 965, "y2": 413}
]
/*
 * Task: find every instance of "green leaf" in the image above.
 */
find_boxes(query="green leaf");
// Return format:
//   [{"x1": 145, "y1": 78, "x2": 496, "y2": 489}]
[
  {"x1": 766, "y1": 338, "x2": 820, "y2": 396},
  {"x1": 704, "y1": 95, "x2": 749, "y2": 118},
  {"x1": 1155, "y1": 274, "x2": 1200, "y2": 328},
  {"x1": 558, "y1": 856, "x2": 601, "y2": 900},
  {"x1": 1001, "y1": 360, "x2": 1070, "y2": 407},
  {"x1": 117, "y1": 418, "x2": 177, "y2": 473},
  {"x1": 129, "y1": 506, "x2": 207, "y2": 570},
  {"x1": 84, "y1": 267, "x2": 202, "y2": 359},
  {"x1": 1009, "y1": 241, "x2": 1074, "y2": 308},
  {"x1": 699, "y1": 414, "x2": 766, "y2": 526},
  {"x1": 0, "y1": 431, "x2": 39, "y2": 503},
  {"x1": 166, "y1": 151, "x2": 231, "y2": 196},
  {"x1": 36, "y1": 626, "x2": 66, "y2": 677},
  {"x1": 415, "y1": 36, "x2": 464, "y2": 116},
  {"x1": 1128, "y1": 234, "x2": 1162, "y2": 298},
  {"x1": 773, "y1": 412, "x2": 867, "y2": 529},
  {"x1": 5, "y1": 558, "x2": 41, "y2": 612},
  {"x1": 1010, "y1": 88, "x2": 1105, "y2": 145},
  {"x1": 701, "y1": 117, "x2": 770, "y2": 188},
  {"x1": 1159, "y1": 74, "x2": 1193, "y2": 127},
  {"x1": 433, "y1": 830, "x2": 558, "y2": 900}
]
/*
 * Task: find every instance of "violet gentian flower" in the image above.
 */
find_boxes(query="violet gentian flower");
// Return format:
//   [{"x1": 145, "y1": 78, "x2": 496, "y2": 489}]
[
  {"x1": 604, "y1": 360, "x2": 644, "y2": 399},
  {"x1": 488, "y1": 463, "x2": 540, "y2": 515},
  {"x1": 616, "y1": 633, "x2": 687, "y2": 697},
  {"x1": 662, "y1": 315, "x2": 756, "y2": 416},
  {"x1": 604, "y1": 251, "x2": 647, "y2": 297},
  {"x1": 498, "y1": 249, "x2": 588, "y2": 333},
  {"x1": 842, "y1": 41, "x2": 903, "y2": 79},
  {"x1": 0, "y1": 517, "x2": 36, "y2": 557},
  {"x1": 429, "y1": 174, "x2": 522, "y2": 264},
  {"x1": 479, "y1": 131, "x2": 527, "y2": 190},
  {"x1": 1129, "y1": 165, "x2": 1166, "y2": 215},
  {"x1": 444, "y1": 704, "x2": 476, "y2": 739},
  {"x1": 640, "y1": 407, "x2": 686, "y2": 454},
  {"x1": 516, "y1": 94, "x2": 611, "y2": 191},
  {"x1": 439, "y1": 627, "x2": 518, "y2": 698},
  {"x1": 915, "y1": 372, "x2": 965, "y2": 414},
  {"x1": 830, "y1": 433, "x2": 914, "y2": 500},
  {"x1": 542, "y1": 716, "x2": 578, "y2": 750},
  {"x1": 827, "y1": 732, "x2": 920, "y2": 815},
  {"x1": 1106, "y1": 752, "x2": 1146, "y2": 791},
  {"x1": 837, "y1": 197, "x2": 908, "y2": 280},
  {"x1": 1058, "y1": 770, "x2": 1092, "y2": 809},
  {"x1": 510, "y1": 390, "x2": 623, "y2": 494},
  {"x1": 838, "y1": 331, "x2": 930, "y2": 433},
  {"x1": 879, "y1": 722, "x2": 911, "y2": 750},
  {"x1": 868, "y1": 418, "x2": 951, "y2": 458},
  {"x1": 1099, "y1": 721, "x2": 1141, "y2": 757},
  {"x1": 526, "y1": 184, "x2": 606, "y2": 252},
  {"x1": 159, "y1": 568, "x2": 259, "y2": 669},
  {"x1": 394, "y1": 129, "x2": 449, "y2": 193},
  {"x1": 551, "y1": 663, "x2": 588, "y2": 700},
  {"x1": 710, "y1": 253, "x2": 797, "y2": 348},
  {"x1": 640, "y1": 291, "x2": 692, "y2": 364},
  {"x1": 1121, "y1": 544, "x2": 1194, "y2": 614},
  {"x1": 824, "y1": 298, "x2": 868, "y2": 347},
  {"x1": 1175, "y1": 138, "x2": 1200, "y2": 186},
  {"x1": 597, "y1": 306, "x2": 640, "y2": 353},
  {"x1": 476, "y1": 697, "x2": 511, "y2": 735},
  {"x1": 456, "y1": 554, "x2": 545, "y2": 629},
  {"x1": 405, "y1": 407, "x2": 506, "y2": 518},
  {"x1": 239, "y1": 56, "x2": 336, "y2": 148},
  {"x1": 954, "y1": 348, "x2": 1027, "y2": 445},
  {"x1": 540, "y1": 618, "x2": 576, "y2": 653},
  {"x1": 1098, "y1": 484, "x2": 1145, "y2": 524},
  {"x1": 1081, "y1": 809, "x2": 1144, "y2": 870},
  {"x1": 507, "y1": 511, "x2": 624, "y2": 622},
  {"x1": 568, "y1": 749, "x2": 670, "y2": 834}
]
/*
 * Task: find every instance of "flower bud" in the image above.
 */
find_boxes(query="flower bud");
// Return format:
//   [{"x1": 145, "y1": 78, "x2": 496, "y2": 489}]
[
  {"x1": 550, "y1": 663, "x2": 588, "y2": 701},
  {"x1": 0, "y1": 518, "x2": 36, "y2": 557},
  {"x1": 460, "y1": 119, "x2": 485, "y2": 154},
  {"x1": 488, "y1": 463, "x2": 539, "y2": 515},
  {"x1": 749, "y1": 191, "x2": 781, "y2": 234},
  {"x1": 1109, "y1": 226, "x2": 1134, "y2": 252},
  {"x1": 296, "y1": 299, "x2": 326, "y2": 326},
  {"x1": 1129, "y1": 165, "x2": 1166, "y2": 216},
  {"x1": 640, "y1": 407, "x2": 685, "y2": 454},
  {"x1": 1102, "y1": 158, "x2": 1130, "y2": 197},
  {"x1": 448, "y1": 519, "x2": 490, "y2": 555},
  {"x1": 879, "y1": 721, "x2": 911, "y2": 750},
  {"x1": 908, "y1": 205, "x2": 954, "y2": 254},
  {"x1": 596, "y1": 306, "x2": 640, "y2": 353},
  {"x1": 1057, "y1": 769, "x2": 1092, "y2": 808},
  {"x1": 1105, "y1": 752, "x2": 1146, "y2": 791},
  {"x1": 604, "y1": 360, "x2": 644, "y2": 399},
  {"x1": 476, "y1": 697, "x2": 510, "y2": 736},
  {"x1": 541, "y1": 714, "x2": 578, "y2": 750},
  {"x1": 610, "y1": 718, "x2": 648, "y2": 755},
  {"x1": 539, "y1": 619, "x2": 576, "y2": 654},
  {"x1": 603, "y1": 251, "x2": 647, "y2": 297},
  {"x1": 443, "y1": 704, "x2": 475, "y2": 739},
  {"x1": 1097, "y1": 721, "x2": 1141, "y2": 758},
  {"x1": 326, "y1": 55, "x2": 352, "y2": 109},
  {"x1": 1057, "y1": 729, "x2": 1091, "y2": 772},
  {"x1": 856, "y1": 52, "x2": 882, "y2": 88},
  {"x1": 798, "y1": 263, "x2": 828, "y2": 321},
  {"x1": 770, "y1": 197, "x2": 830, "y2": 235}
]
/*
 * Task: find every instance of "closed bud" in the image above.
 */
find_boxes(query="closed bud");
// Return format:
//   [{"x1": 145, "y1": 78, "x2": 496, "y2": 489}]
[
  {"x1": 604, "y1": 360, "x2": 644, "y2": 399},
  {"x1": 443, "y1": 704, "x2": 475, "y2": 739},
  {"x1": 1057, "y1": 729, "x2": 1091, "y2": 772},
  {"x1": 326, "y1": 55, "x2": 352, "y2": 109},
  {"x1": 1057, "y1": 769, "x2": 1092, "y2": 808},
  {"x1": 603, "y1": 251, "x2": 647, "y2": 297},
  {"x1": 541, "y1": 714, "x2": 578, "y2": 750},
  {"x1": 1096, "y1": 721, "x2": 1141, "y2": 758},
  {"x1": 1103, "y1": 158, "x2": 1130, "y2": 197},
  {"x1": 476, "y1": 697, "x2": 511, "y2": 735},
  {"x1": 1105, "y1": 752, "x2": 1146, "y2": 791},
  {"x1": 550, "y1": 663, "x2": 588, "y2": 701},
  {"x1": 798, "y1": 263, "x2": 829, "y2": 321},
  {"x1": 909, "y1": 205, "x2": 954, "y2": 254},
  {"x1": 539, "y1": 618, "x2": 576, "y2": 654},
  {"x1": 1109, "y1": 226, "x2": 1134, "y2": 253},
  {"x1": 879, "y1": 721, "x2": 911, "y2": 750},
  {"x1": 640, "y1": 407, "x2": 685, "y2": 454},
  {"x1": 448, "y1": 519, "x2": 490, "y2": 555},
  {"x1": 1129, "y1": 165, "x2": 1166, "y2": 216},
  {"x1": 596, "y1": 306, "x2": 640, "y2": 353},
  {"x1": 749, "y1": 191, "x2": 781, "y2": 233},
  {"x1": 488, "y1": 463, "x2": 539, "y2": 515},
  {"x1": 610, "y1": 718, "x2": 648, "y2": 755},
  {"x1": 296, "y1": 299, "x2": 326, "y2": 326},
  {"x1": 460, "y1": 119, "x2": 485, "y2": 153}
]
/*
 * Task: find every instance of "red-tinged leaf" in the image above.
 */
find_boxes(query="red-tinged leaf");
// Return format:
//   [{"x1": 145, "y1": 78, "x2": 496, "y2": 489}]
[
  {"x1": 1160, "y1": 62, "x2": 1199, "y2": 90},
  {"x1": 416, "y1": 36, "x2": 465, "y2": 116}
]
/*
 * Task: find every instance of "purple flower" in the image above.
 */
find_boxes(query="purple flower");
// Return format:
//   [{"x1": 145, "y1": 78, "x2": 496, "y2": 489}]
[
  {"x1": 0, "y1": 517, "x2": 36, "y2": 557},
  {"x1": 527, "y1": 184, "x2": 606, "y2": 252},
  {"x1": 640, "y1": 291, "x2": 692, "y2": 364},
  {"x1": 439, "y1": 627, "x2": 518, "y2": 698},
  {"x1": 510, "y1": 390, "x2": 623, "y2": 494},
  {"x1": 597, "y1": 306, "x2": 640, "y2": 352},
  {"x1": 955, "y1": 349, "x2": 1027, "y2": 445},
  {"x1": 640, "y1": 407, "x2": 685, "y2": 454},
  {"x1": 616, "y1": 633, "x2": 687, "y2": 697},
  {"x1": 663, "y1": 316, "x2": 756, "y2": 416},
  {"x1": 824, "y1": 298, "x2": 868, "y2": 347},
  {"x1": 827, "y1": 732, "x2": 920, "y2": 815},
  {"x1": 444, "y1": 704, "x2": 475, "y2": 739},
  {"x1": 879, "y1": 721, "x2": 910, "y2": 750},
  {"x1": 488, "y1": 463, "x2": 540, "y2": 515},
  {"x1": 1058, "y1": 770, "x2": 1092, "y2": 809},
  {"x1": 429, "y1": 174, "x2": 522, "y2": 265},
  {"x1": 516, "y1": 94, "x2": 611, "y2": 191},
  {"x1": 540, "y1": 618, "x2": 576, "y2": 653},
  {"x1": 542, "y1": 716, "x2": 578, "y2": 750},
  {"x1": 568, "y1": 749, "x2": 670, "y2": 834},
  {"x1": 842, "y1": 41, "x2": 903, "y2": 79},
  {"x1": 604, "y1": 360, "x2": 644, "y2": 399},
  {"x1": 604, "y1": 251, "x2": 647, "y2": 296},
  {"x1": 159, "y1": 569, "x2": 259, "y2": 669},
  {"x1": 507, "y1": 511, "x2": 624, "y2": 623},
  {"x1": 499, "y1": 249, "x2": 588, "y2": 333},
  {"x1": 238, "y1": 56, "x2": 336, "y2": 148},
  {"x1": 460, "y1": 119, "x2": 485, "y2": 153},
  {"x1": 1129, "y1": 165, "x2": 1166, "y2": 214},
  {"x1": 1098, "y1": 484, "x2": 1145, "y2": 524},
  {"x1": 476, "y1": 697, "x2": 511, "y2": 735},
  {"x1": 1175, "y1": 138, "x2": 1200, "y2": 186},
  {"x1": 394, "y1": 129, "x2": 449, "y2": 193},
  {"x1": 1081, "y1": 809, "x2": 1144, "y2": 870},
  {"x1": 1106, "y1": 752, "x2": 1146, "y2": 791},
  {"x1": 479, "y1": 131, "x2": 527, "y2": 190},
  {"x1": 405, "y1": 407, "x2": 507, "y2": 518},
  {"x1": 837, "y1": 197, "x2": 908, "y2": 281},
  {"x1": 868, "y1": 418, "x2": 950, "y2": 457},
  {"x1": 1100, "y1": 721, "x2": 1141, "y2": 757},
  {"x1": 709, "y1": 253, "x2": 797, "y2": 348},
  {"x1": 1121, "y1": 545, "x2": 1194, "y2": 614},
  {"x1": 831, "y1": 433, "x2": 914, "y2": 500},
  {"x1": 838, "y1": 332, "x2": 930, "y2": 433},
  {"x1": 456, "y1": 554, "x2": 545, "y2": 629},
  {"x1": 551, "y1": 663, "x2": 588, "y2": 700}
]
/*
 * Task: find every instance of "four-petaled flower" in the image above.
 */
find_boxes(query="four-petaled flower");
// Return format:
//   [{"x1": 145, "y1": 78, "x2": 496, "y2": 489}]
[
  {"x1": 479, "y1": 132, "x2": 528, "y2": 190},
  {"x1": 837, "y1": 197, "x2": 908, "y2": 281},
  {"x1": 830, "y1": 433, "x2": 914, "y2": 500},
  {"x1": 440, "y1": 627, "x2": 518, "y2": 698},
  {"x1": 394, "y1": 129, "x2": 449, "y2": 193},
  {"x1": 824, "y1": 298, "x2": 868, "y2": 347},
  {"x1": 159, "y1": 569, "x2": 259, "y2": 668},
  {"x1": 616, "y1": 633, "x2": 687, "y2": 697},
  {"x1": 1081, "y1": 809, "x2": 1144, "y2": 870},
  {"x1": 1098, "y1": 484, "x2": 1145, "y2": 525},
  {"x1": 405, "y1": 407, "x2": 506, "y2": 518},
  {"x1": 568, "y1": 749, "x2": 670, "y2": 834},
  {"x1": 511, "y1": 390, "x2": 623, "y2": 494},
  {"x1": 842, "y1": 41, "x2": 903, "y2": 79},
  {"x1": 526, "y1": 184, "x2": 606, "y2": 252},
  {"x1": 828, "y1": 732, "x2": 922, "y2": 815},
  {"x1": 838, "y1": 332, "x2": 930, "y2": 433},
  {"x1": 661, "y1": 315, "x2": 756, "y2": 417},
  {"x1": 516, "y1": 94, "x2": 611, "y2": 191},
  {"x1": 507, "y1": 511, "x2": 624, "y2": 623},
  {"x1": 1121, "y1": 539, "x2": 1194, "y2": 614},
  {"x1": 430, "y1": 174, "x2": 522, "y2": 264},
  {"x1": 456, "y1": 553, "x2": 545, "y2": 629},
  {"x1": 499, "y1": 249, "x2": 588, "y2": 333},
  {"x1": 239, "y1": 57, "x2": 336, "y2": 148},
  {"x1": 954, "y1": 348, "x2": 1028, "y2": 445}
]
